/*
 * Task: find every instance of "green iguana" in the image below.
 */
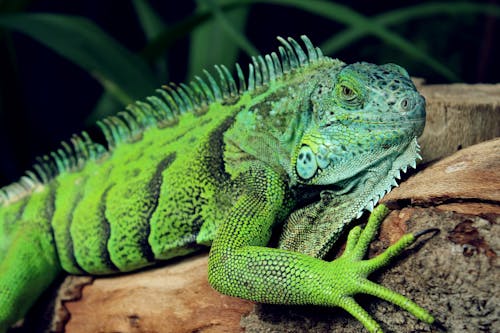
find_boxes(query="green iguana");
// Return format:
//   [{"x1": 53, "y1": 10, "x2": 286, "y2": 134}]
[{"x1": 0, "y1": 36, "x2": 434, "y2": 332}]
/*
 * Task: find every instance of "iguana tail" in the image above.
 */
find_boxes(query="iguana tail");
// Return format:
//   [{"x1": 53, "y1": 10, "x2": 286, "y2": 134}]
[{"x1": 0, "y1": 192, "x2": 61, "y2": 331}]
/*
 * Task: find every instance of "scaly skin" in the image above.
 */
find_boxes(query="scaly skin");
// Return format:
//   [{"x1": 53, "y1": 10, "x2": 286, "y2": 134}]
[{"x1": 0, "y1": 36, "x2": 433, "y2": 332}]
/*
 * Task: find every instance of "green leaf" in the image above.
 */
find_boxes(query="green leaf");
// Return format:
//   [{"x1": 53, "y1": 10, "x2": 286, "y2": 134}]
[
  {"x1": 376, "y1": 2, "x2": 500, "y2": 26},
  {"x1": 202, "y1": 0, "x2": 257, "y2": 55},
  {"x1": 244, "y1": 0, "x2": 459, "y2": 81},
  {"x1": 131, "y1": 0, "x2": 166, "y2": 41},
  {"x1": 188, "y1": 0, "x2": 251, "y2": 79},
  {"x1": 0, "y1": 13, "x2": 157, "y2": 104},
  {"x1": 131, "y1": 0, "x2": 169, "y2": 82},
  {"x1": 176, "y1": 0, "x2": 459, "y2": 81},
  {"x1": 320, "y1": 2, "x2": 500, "y2": 70},
  {"x1": 141, "y1": 10, "x2": 211, "y2": 62}
]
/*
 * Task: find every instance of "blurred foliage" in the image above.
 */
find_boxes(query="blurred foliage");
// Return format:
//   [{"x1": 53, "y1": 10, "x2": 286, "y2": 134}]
[{"x1": 0, "y1": 0, "x2": 498, "y2": 184}]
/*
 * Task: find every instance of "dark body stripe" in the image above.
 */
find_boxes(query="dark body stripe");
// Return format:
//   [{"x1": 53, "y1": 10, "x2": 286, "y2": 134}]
[
  {"x1": 64, "y1": 192, "x2": 86, "y2": 273},
  {"x1": 202, "y1": 114, "x2": 236, "y2": 185},
  {"x1": 103, "y1": 150, "x2": 178, "y2": 272},
  {"x1": 148, "y1": 109, "x2": 240, "y2": 260},
  {"x1": 98, "y1": 185, "x2": 120, "y2": 272},
  {"x1": 114, "y1": 153, "x2": 177, "y2": 266},
  {"x1": 185, "y1": 114, "x2": 237, "y2": 240},
  {"x1": 141, "y1": 153, "x2": 177, "y2": 261}
]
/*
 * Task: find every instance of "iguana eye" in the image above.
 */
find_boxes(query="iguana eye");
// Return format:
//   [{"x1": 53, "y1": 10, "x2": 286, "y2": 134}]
[{"x1": 340, "y1": 85, "x2": 356, "y2": 101}]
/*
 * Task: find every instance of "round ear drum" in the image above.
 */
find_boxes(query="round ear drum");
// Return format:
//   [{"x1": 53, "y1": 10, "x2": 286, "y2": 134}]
[{"x1": 296, "y1": 145, "x2": 317, "y2": 180}]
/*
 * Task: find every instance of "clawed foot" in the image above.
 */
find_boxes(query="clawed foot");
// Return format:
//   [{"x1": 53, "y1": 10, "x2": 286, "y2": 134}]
[{"x1": 326, "y1": 204, "x2": 435, "y2": 333}]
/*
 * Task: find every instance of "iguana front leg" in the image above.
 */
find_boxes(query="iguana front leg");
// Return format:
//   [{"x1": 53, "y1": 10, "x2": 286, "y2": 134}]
[{"x1": 208, "y1": 167, "x2": 434, "y2": 332}]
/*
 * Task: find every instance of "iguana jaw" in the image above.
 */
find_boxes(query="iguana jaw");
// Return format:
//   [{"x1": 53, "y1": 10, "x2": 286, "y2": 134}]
[
  {"x1": 352, "y1": 136, "x2": 421, "y2": 218},
  {"x1": 313, "y1": 137, "x2": 421, "y2": 187},
  {"x1": 278, "y1": 136, "x2": 423, "y2": 258}
]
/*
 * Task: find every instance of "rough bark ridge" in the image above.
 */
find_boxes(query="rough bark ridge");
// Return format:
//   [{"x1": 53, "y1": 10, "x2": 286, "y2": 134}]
[{"x1": 18, "y1": 83, "x2": 500, "y2": 333}]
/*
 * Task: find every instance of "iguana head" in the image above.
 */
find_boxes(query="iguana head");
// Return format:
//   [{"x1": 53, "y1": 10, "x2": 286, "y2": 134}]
[{"x1": 292, "y1": 62, "x2": 425, "y2": 185}]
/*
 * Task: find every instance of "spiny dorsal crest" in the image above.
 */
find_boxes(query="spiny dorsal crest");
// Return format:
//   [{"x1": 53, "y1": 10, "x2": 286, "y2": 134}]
[{"x1": 0, "y1": 35, "x2": 324, "y2": 205}]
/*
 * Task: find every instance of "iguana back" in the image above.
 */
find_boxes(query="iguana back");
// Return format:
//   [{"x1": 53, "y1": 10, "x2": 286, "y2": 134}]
[{"x1": 0, "y1": 36, "x2": 328, "y2": 274}]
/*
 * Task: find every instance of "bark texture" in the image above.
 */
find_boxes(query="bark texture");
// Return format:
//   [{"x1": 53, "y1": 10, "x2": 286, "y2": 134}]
[{"x1": 417, "y1": 82, "x2": 500, "y2": 162}]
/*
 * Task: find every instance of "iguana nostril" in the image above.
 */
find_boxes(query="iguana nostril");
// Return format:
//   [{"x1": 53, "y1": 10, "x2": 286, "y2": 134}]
[{"x1": 400, "y1": 98, "x2": 410, "y2": 110}]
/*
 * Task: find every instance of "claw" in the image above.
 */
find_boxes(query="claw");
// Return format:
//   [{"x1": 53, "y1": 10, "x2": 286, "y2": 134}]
[{"x1": 414, "y1": 228, "x2": 440, "y2": 239}]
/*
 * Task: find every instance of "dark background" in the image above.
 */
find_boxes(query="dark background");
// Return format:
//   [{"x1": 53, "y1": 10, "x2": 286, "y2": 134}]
[{"x1": 0, "y1": 0, "x2": 498, "y2": 186}]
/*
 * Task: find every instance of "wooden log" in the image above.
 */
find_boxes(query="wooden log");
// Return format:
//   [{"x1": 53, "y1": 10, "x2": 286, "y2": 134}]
[{"x1": 417, "y1": 83, "x2": 500, "y2": 162}]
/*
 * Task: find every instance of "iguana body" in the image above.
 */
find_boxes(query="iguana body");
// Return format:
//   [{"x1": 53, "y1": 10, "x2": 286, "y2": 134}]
[{"x1": 0, "y1": 36, "x2": 433, "y2": 332}]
